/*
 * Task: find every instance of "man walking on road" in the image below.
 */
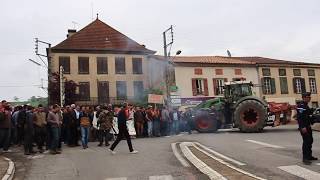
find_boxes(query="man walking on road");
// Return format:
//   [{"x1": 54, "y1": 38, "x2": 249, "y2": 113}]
[
  {"x1": 297, "y1": 92, "x2": 317, "y2": 164},
  {"x1": 109, "y1": 103, "x2": 138, "y2": 154}
]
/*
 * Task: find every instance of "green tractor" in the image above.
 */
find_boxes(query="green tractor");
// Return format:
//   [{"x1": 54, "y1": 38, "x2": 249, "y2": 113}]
[{"x1": 190, "y1": 81, "x2": 268, "y2": 133}]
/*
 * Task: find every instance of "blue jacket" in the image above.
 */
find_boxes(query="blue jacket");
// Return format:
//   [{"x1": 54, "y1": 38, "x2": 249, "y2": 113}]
[{"x1": 296, "y1": 102, "x2": 313, "y2": 129}]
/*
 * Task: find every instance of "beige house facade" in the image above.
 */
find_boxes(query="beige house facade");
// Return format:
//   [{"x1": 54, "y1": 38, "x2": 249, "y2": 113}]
[
  {"x1": 170, "y1": 56, "x2": 260, "y2": 105},
  {"x1": 48, "y1": 18, "x2": 155, "y2": 105},
  {"x1": 166, "y1": 56, "x2": 320, "y2": 107},
  {"x1": 257, "y1": 64, "x2": 320, "y2": 107}
]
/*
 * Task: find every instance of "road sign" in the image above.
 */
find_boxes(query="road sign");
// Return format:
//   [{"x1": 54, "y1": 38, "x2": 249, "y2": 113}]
[{"x1": 170, "y1": 95, "x2": 181, "y2": 106}]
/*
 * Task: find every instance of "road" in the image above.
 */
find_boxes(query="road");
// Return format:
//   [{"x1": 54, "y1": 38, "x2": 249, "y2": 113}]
[{"x1": 6, "y1": 125, "x2": 320, "y2": 180}]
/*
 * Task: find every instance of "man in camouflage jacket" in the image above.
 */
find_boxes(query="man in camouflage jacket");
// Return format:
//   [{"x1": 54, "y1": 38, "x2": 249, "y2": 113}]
[{"x1": 97, "y1": 105, "x2": 113, "y2": 146}]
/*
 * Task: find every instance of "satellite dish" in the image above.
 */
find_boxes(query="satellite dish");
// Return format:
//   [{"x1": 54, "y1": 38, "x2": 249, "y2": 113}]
[{"x1": 227, "y1": 50, "x2": 232, "y2": 57}]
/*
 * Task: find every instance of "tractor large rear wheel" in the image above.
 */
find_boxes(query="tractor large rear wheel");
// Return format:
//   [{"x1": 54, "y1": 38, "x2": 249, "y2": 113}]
[{"x1": 234, "y1": 100, "x2": 266, "y2": 132}]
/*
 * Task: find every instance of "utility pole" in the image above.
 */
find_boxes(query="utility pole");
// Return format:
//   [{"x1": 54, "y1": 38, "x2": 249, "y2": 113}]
[
  {"x1": 60, "y1": 66, "x2": 65, "y2": 107},
  {"x1": 163, "y1": 25, "x2": 174, "y2": 107},
  {"x1": 35, "y1": 38, "x2": 51, "y2": 105}
]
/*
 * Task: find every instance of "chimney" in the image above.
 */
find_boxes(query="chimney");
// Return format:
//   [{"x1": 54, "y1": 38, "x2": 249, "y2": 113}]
[{"x1": 67, "y1": 29, "x2": 77, "y2": 38}]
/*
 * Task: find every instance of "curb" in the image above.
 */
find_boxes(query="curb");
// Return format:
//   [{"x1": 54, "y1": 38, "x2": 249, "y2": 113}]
[{"x1": 1, "y1": 157, "x2": 15, "y2": 180}]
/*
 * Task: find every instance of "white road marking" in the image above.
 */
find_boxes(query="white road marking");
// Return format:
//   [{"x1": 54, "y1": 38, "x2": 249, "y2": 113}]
[
  {"x1": 246, "y1": 139, "x2": 284, "y2": 149},
  {"x1": 171, "y1": 143, "x2": 190, "y2": 167},
  {"x1": 180, "y1": 142, "x2": 227, "y2": 180},
  {"x1": 105, "y1": 178, "x2": 127, "y2": 180},
  {"x1": 194, "y1": 142, "x2": 246, "y2": 166},
  {"x1": 278, "y1": 165, "x2": 320, "y2": 180},
  {"x1": 149, "y1": 175, "x2": 173, "y2": 180},
  {"x1": 316, "y1": 163, "x2": 320, "y2": 166},
  {"x1": 192, "y1": 143, "x2": 266, "y2": 180}
]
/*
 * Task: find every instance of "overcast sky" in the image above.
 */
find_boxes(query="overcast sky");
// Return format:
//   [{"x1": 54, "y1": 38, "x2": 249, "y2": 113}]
[{"x1": 1, "y1": 0, "x2": 320, "y2": 101}]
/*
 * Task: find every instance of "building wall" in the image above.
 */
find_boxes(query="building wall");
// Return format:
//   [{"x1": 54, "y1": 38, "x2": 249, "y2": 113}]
[
  {"x1": 49, "y1": 52, "x2": 149, "y2": 99},
  {"x1": 147, "y1": 57, "x2": 166, "y2": 90},
  {"x1": 174, "y1": 65, "x2": 260, "y2": 99},
  {"x1": 259, "y1": 66, "x2": 320, "y2": 105}
]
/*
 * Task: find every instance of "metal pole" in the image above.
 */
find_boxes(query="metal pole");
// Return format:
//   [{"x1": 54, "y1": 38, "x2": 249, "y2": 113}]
[{"x1": 163, "y1": 31, "x2": 169, "y2": 107}]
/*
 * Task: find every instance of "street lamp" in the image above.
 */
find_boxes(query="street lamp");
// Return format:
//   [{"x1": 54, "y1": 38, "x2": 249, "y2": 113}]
[{"x1": 165, "y1": 50, "x2": 182, "y2": 107}]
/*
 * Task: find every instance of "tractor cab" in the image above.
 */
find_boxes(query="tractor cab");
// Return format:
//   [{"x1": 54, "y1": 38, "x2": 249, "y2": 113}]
[{"x1": 224, "y1": 81, "x2": 254, "y2": 103}]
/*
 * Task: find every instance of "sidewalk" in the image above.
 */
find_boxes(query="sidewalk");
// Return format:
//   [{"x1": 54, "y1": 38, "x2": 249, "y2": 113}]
[
  {"x1": 312, "y1": 123, "x2": 320, "y2": 131},
  {"x1": 0, "y1": 155, "x2": 15, "y2": 180}
]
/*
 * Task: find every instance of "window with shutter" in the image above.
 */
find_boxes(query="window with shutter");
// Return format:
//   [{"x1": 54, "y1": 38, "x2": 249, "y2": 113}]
[
  {"x1": 132, "y1": 58, "x2": 143, "y2": 74},
  {"x1": 79, "y1": 82, "x2": 90, "y2": 101},
  {"x1": 59, "y1": 56, "x2": 70, "y2": 74},
  {"x1": 213, "y1": 78, "x2": 225, "y2": 95},
  {"x1": 133, "y1": 81, "x2": 144, "y2": 99},
  {"x1": 97, "y1": 57, "x2": 108, "y2": 74},
  {"x1": 301, "y1": 78, "x2": 306, "y2": 93},
  {"x1": 308, "y1": 69, "x2": 315, "y2": 76},
  {"x1": 215, "y1": 69, "x2": 223, "y2": 75},
  {"x1": 279, "y1": 68, "x2": 286, "y2": 76},
  {"x1": 78, "y1": 57, "x2": 89, "y2": 74},
  {"x1": 98, "y1": 81, "x2": 109, "y2": 104},
  {"x1": 293, "y1": 78, "x2": 304, "y2": 94},
  {"x1": 262, "y1": 68, "x2": 271, "y2": 76},
  {"x1": 262, "y1": 77, "x2": 272, "y2": 94},
  {"x1": 293, "y1": 69, "x2": 301, "y2": 76},
  {"x1": 116, "y1": 81, "x2": 127, "y2": 99},
  {"x1": 234, "y1": 69, "x2": 242, "y2": 75},
  {"x1": 309, "y1": 78, "x2": 317, "y2": 94},
  {"x1": 192, "y1": 79, "x2": 206, "y2": 96},
  {"x1": 203, "y1": 79, "x2": 209, "y2": 96},
  {"x1": 115, "y1": 57, "x2": 126, "y2": 74},
  {"x1": 192, "y1": 79, "x2": 197, "y2": 96},
  {"x1": 279, "y1": 77, "x2": 288, "y2": 94},
  {"x1": 270, "y1": 78, "x2": 276, "y2": 94},
  {"x1": 194, "y1": 68, "x2": 203, "y2": 75}
]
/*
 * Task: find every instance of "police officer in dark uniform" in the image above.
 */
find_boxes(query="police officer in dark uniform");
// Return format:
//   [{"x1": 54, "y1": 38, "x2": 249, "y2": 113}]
[{"x1": 297, "y1": 92, "x2": 317, "y2": 164}]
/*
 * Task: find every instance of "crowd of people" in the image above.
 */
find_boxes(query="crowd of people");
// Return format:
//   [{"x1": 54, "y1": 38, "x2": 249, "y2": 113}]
[{"x1": 0, "y1": 100, "x2": 193, "y2": 155}]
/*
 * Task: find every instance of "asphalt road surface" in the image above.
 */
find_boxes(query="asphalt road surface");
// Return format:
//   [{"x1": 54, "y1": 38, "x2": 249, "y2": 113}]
[{"x1": 7, "y1": 125, "x2": 320, "y2": 180}]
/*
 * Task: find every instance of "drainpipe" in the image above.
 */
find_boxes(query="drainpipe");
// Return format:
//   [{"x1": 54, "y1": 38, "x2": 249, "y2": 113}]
[{"x1": 256, "y1": 64, "x2": 262, "y2": 98}]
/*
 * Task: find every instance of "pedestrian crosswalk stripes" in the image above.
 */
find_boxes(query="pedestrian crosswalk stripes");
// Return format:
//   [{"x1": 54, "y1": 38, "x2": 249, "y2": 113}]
[
  {"x1": 278, "y1": 165, "x2": 320, "y2": 180},
  {"x1": 105, "y1": 175, "x2": 174, "y2": 180},
  {"x1": 149, "y1": 175, "x2": 173, "y2": 180},
  {"x1": 105, "y1": 178, "x2": 127, "y2": 180},
  {"x1": 246, "y1": 139, "x2": 284, "y2": 149}
]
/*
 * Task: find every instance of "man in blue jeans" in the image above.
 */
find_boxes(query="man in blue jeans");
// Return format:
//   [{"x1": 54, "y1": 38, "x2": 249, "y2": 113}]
[
  {"x1": 47, "y1": 104, "x2": 62, "y2": 155},
  {"x1": 171, "y1": 108, "x2": 180, "y2": 135}
]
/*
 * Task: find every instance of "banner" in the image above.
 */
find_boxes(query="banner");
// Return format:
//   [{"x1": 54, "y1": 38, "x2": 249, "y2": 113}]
[{"x1": 148, "y1": 94, "x2": 164, "y2": 104}]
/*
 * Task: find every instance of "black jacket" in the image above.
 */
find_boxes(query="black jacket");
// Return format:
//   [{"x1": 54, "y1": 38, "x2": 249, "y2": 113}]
[
  {"x1": 297, "y1": 102, "x2": 313, "y2": 129},
  {"x1": 117, "y1": 108, "x2": 128, "y2": 130}
]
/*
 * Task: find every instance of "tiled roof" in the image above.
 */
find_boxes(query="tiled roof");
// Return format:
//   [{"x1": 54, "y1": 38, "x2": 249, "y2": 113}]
[
  {"x1": 231, "y1": 56, "x2": 304, "y2": 65},
  {"x1": 150, "y1": 55, "x2": 255, "y2": 65},
  {"x1": 52, "y1": 19, "x2": 155, "y2": 54},
  {"x1": 173, "y1": 56, "x2": 255, "y2": 64},
  {"x1": 150, "y1": 55, "x2": 319, "y2": 66}
]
